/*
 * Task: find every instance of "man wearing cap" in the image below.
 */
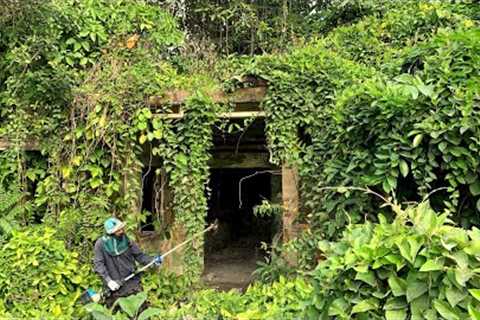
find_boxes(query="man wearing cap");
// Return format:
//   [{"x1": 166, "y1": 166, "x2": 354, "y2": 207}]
[{"x1": 93, "y1": 217, "x2": 163, "y2": 308}]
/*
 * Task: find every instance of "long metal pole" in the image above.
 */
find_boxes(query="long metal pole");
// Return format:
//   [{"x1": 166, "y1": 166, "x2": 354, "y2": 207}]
[{"x1": 124, "y1": 222, "x2": 217, "y2": 282}]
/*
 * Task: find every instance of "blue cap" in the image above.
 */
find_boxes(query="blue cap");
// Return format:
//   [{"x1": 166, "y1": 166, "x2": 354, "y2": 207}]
[{"x1": 104, "y1": 217, "x2": 125, "y2": 234}]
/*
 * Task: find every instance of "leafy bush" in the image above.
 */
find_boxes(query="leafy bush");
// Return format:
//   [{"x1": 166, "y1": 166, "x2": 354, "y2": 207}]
[
  {"x1": 0, "y1": 184, "x2": 24, "y2": 239},
  {"x1": 228, "y1": 2, "x2": 480, "y2": 269},
  {"x1": 86, "y1": 292, "x2": 162, "y2": 320},
  {"x1": 304, "y1": 201, "x2": 480, "y2": 319},
  {"x1": 159, "y1": 277, "x2": 312, "y2": 319},
  {"x1": 141, "y1": 270, "x2": 193, "y2": 309},
  {"x1": 0, "y1": 227, "x2": 91, "y2": 318}
]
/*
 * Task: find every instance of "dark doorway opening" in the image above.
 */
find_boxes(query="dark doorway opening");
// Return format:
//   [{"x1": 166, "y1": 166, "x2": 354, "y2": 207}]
[
  {"x1": 203, "y1": 168, "x2": 274, "y2": 290},
  {"x1": 140, "y1": 167, "x2": 157, "y2": 231}
]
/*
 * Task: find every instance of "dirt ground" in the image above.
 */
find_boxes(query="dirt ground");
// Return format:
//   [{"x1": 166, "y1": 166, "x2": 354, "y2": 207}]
[{"x1": 202, "y1": 239, "x2": 263, "y2": 291}]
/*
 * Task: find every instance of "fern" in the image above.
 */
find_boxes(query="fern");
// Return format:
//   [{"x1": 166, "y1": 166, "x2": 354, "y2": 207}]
[{"x1": 0, "y1": 184, "x2": 23, "y2": 237}]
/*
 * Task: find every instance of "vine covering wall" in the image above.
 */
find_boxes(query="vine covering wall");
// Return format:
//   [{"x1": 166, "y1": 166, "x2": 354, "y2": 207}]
[{"x1": 230, "y1": 1, "x2": 480, "y2": 267}]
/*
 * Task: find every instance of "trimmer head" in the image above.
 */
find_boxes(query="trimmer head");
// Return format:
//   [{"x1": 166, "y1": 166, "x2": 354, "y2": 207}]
[{"x1": 79, "y1": 288, "x2": 102, "y2": 304}]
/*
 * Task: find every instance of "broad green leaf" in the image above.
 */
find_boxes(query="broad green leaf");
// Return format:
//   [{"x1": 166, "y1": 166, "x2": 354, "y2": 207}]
[
  {"x1": 85, "y1": 303, "x2": 113, "y2": 320},
  {"x1": 388, "y1": 276, "x2": 407, "y2": 297},
  {"x1": 469, "y1": 181, "x2": 480, "y2": 196},
  {"x1": 445, "y1": 287, "x2": 466, "y2": 307},
  {"x1": 384, "y1": 297, "x2": 407, "y2": 310},
  {"x1": 399, "y1": 160, "x2": 409, "y2": 178},
  {"x1": 385, "y1": 309, "x2": 407, "y2": 320},
  {"x1": 433, "y1": 300, "x2": 460, "y2": 320},
  {"x1": 407, "y1": 280, "x2": 428, "y2": 302},
  {"x1": 397, "y1": 237, "x2": 421, "y2": 264},
  {"x1": 355, "y1": 271, "x2": 376, "y2": 287},
  {"x1": 420, "y1": 259, "x2": 444, "y2": 272},
  {"x1": 408, "y1": 237, "x2": 421, "y2": 264},
  {"x1": 176, "y1": 153, "x2": 188, "y2": 167},
  {"x1": 455, "y1": 267, "x2": 473, "y2": 287},
  {"x1": 424, "y1": 309, "x2": 438, "y2": 320},
  {"x1": 116, "y1": 292, "x2": 147, "y2": 317},
  {"x1": 138, "y1": 307, "x2": 163, "y2": 320},
  {"x1": 385, "y1": 254, "x2": 405, "y2": 271},
  {"x1": 417, "y1": 84, "x2": 434, "y2": 97},
  {"x1": 469, "y1": 289, "x2": 480, "y2": 302},
  {"x1": 411, "y1": 294, "x2": 429, "y2": 318},
  {"x1": 328, "y1": 298, "x2": 349, "y2": 316},
  {"x1": 413, "y1": 134, "x2": 424, "y2": 148},
  {"x1": 469, "y1": 304, "x2": 480, "y2": 320},
  {"x1": 351, "y1": 298, "x2": 379, "y2": 314}
]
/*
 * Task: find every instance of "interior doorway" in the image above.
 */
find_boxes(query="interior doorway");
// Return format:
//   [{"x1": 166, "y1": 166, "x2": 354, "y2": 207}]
[{"x1": 203, "y1": 167, "x2": 277, "y2": 290}]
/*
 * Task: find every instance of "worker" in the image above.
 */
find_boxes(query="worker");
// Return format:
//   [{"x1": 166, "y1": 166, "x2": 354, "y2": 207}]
[{"x1": 93, "y1": 217, "x2": 162, "y2": 308}]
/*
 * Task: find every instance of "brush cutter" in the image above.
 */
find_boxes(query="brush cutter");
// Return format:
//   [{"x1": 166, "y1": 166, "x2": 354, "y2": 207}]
[{"x1": 80, "y1": 221, "x2": 218, "y2": 304}]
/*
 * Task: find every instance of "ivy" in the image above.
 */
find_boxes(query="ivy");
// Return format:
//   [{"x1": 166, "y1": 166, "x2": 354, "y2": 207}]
[
  {"x1": 223, "y1": 1, "x2": 480, "y2": 269},
  {"x1": 303, "y1": 201, "x2": 480, "y2": 319}
]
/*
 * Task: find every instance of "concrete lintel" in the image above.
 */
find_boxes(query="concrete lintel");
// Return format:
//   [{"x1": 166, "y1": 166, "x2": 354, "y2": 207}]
[
  {"x1": 0, "y1": 138, "x2": 40, "y2": 151},
  {"x1": 156, "y1": 111, "x2": 266, "y2": 119},
  {"x1": 148, "y1": 86, "x2": 267, "y2": 107}
]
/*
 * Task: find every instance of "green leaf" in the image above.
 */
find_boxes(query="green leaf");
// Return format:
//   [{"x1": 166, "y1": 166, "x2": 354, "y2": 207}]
[
  {"x1": 407, "y1": 280, "x2": 428, "y2": 302},
  {"x1": 413, "y1": 134, "x2": 424, "y2": 148},
  {"x1": 138, "y1": 308, "x2": 163, "y2": 320},
  {"x1": 446, "y1": 287, "x2": 466, "y2": 307},
  {"x1": 388, "y1": 276, "x2": 407, "y2": 297},
  {"x1": 384, "y1": 297, "x2": 407, "y2": 310},
  {"x1": 417, "y1": 84, "x2": 434, "y2": 97},
  {"x1": 411, "y1": 294, "x2": 429, "y2": 317},
  {"x1": 420, "y1": 259, "x2": 444, "y2": 272},
  {"x1": 424, "y1": 309, "x2": 438, "y2": 320},
  {"x1": 351, "y1": 298, "x2": 379, "y2": 314},
  {"x1": 455, "y1": 267, "x2": 473, "y2": 287},
  {"x1": 355, "y1": 271, "x2": 376, "y2": 287},
  {"x1": 116, "y1": 292, "x2": 147, "y2": 318},
  {"x1": 85, "y1": 303, "x2": 113, "y2": 320},
  {"x1": 176, "y1": 153, "x2": 188, "y2": 167},
  {"x1": 469, "y1": 304, "x2": 480, "y2": 320},
  {"x1": 328, "y1": 298, "x2": 349, "y2": 316},
  {"x1": 397, "y1": 237, "x2": 421, "y2": 264},
  {"x1": 470, "y1": 181, "x2": 480, "y2": 196},
  {"x1": 153, "y1": 129, "x2": 162, "y2": 139},
  {"x1": 385, "y1": 309, "x2": 407, "y2": 320},
  {"x1": 433, "y1": 300, "x2": 460, "y2": 320},
  {"x1": 469, "y1": 289, "x2": 480, "y2": 302},
  {"x1": 399, "y1": 160, "x2": 409, "y2": 178}
]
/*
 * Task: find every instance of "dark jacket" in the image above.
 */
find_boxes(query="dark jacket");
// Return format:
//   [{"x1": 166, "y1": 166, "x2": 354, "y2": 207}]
[{"x1": 93, "y1": 237, "x2": 154, "y2": 294}]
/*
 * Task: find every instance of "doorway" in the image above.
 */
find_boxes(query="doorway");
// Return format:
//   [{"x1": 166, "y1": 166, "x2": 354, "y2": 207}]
[{"x1": 203, "y1": 168, "x2": 275, "y2": 290}]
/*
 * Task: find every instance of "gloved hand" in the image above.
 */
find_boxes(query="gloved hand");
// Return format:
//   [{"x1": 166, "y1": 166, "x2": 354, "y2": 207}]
[
  {"x1": 107, "y1": 280, "x2": 120, "y2": 291},
  {"x1": 153, "y1": 255, "x2": 163, "y2": 266}
]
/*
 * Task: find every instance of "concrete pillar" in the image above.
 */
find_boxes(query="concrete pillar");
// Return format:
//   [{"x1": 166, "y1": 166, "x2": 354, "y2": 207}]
[{"x1": 282, "y1": 165, "x2": 299, "y2": 264}]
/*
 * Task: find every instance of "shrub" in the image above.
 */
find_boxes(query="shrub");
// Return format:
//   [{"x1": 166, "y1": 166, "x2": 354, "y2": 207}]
[
  {"x1": 86, "y1": 292, "x2": 162, "y2": 320},
  {"x1": 304, "y1": 201, "x2": 480, "y2": 319},
  {"x1": 159, "y1": 276, "x2": 312, "y2": 319},
  {"x1": 0, "y1": 226, "x2": 91, "y2": 318}
]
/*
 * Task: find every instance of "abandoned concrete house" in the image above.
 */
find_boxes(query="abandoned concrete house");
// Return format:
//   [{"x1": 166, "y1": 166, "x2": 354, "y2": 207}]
[{"x1": 0, "y1": 81, "x2": 302, "y2": 290}]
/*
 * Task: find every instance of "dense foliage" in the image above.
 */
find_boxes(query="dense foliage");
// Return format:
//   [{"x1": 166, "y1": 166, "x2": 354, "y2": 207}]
[
  {"x1": 0, "y1": 227, "x2": 91, "y2": 318},
  {"x1": 304, "y1": 200, "x2": 480, "y2": 319},
  {"x1": 226, "y1": 1, "x2": 480, "y2": 268},
  {"x1": 145, "y1": 276, "x2": 311, "y2": 319},
  {"x1": 1, "y1": 0, "x2": 480, "y2": 318}
]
